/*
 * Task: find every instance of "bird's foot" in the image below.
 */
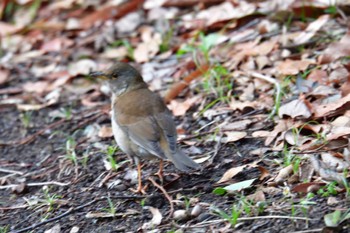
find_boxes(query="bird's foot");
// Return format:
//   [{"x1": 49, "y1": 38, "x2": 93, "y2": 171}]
[{"x1": 130, "y1": 183, "x2": 148, "y2": 194}]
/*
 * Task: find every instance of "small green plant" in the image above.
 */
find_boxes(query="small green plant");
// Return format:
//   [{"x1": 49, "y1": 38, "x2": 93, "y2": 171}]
[
  {"x1": 324, "y1": 209, "x2": 350, "y2": 227},
  {"x1": 177, "y1": 31, "x2": 219, "y2": 62},
  {"x1": 140, "y1": 198, "x2": 146, "y2": 208},
  {"x1": 324, "y1": 5, "x2": 337, "y2": 15},
  {"x1": 214, "y1": 204, "x2": 241, "y2": 227},
  {"x1": 317, "y1": 182, "x2": 338, "y2": 197},
  {"x1": 105, "y1": 146, "x2": 119, "y2": 171},
  {"x1": 0, "y1": 225, "x2": 9, "y2": 233},
  {"x1": 61, "y1": 106, "x2": 72, "y2": 120},
  {"x1": 202, "y1": 64, "x2": 232, "y2": 99},
  {"x1": 42, "y1": 188, "x2": 62, "y2": 212},
  {"x1": 20, "y1": 111, "x2": 33, "y2": 128},
  {"x1": 104, "y1": 197, "x2": 117, "y2": 216},
  {"x1": 65, "y1": 136, "x2": 78, "y2": 166},
  {"x1": 110, "y1": 39, "x2": 134, "y2": 60},
  {"x1": 159, "y1": 22, "x2": 174, "y2": 53}
]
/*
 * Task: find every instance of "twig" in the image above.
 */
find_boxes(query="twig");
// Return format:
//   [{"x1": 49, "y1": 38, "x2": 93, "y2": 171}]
[
  {"x1": 0, "y1": 181, "x2": 70, "y2": 190},
  {"x1": 10, "y1": 195, "x2": 146, "y2": 233},
  {"x1": 188, "y1": 215, "x2": 314, "y2": 228},
  {"x1": 248, "y1": 71, "x2": 281, "y2": 119},
  {"x1": 208, "y1": 133, "x2": 222, "y2": 164},
  {"x1": 0, "y1": 167, "x2": 24, "y2": 175},
  {"x1": 148, "y1": 177, "x2": 174, "y2": 221}
]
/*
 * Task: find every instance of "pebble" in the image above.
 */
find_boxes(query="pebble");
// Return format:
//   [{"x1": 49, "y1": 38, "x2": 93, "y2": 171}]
[
  {"x1": 191, "y1": 204, "x2": 202, "y2": 217},
  {"x1": 173, "y1": 209, "x2": 188, "y2": 221}
]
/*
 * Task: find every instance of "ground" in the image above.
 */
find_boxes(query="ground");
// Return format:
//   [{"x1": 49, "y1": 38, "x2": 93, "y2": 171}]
[{"x1": 1, "y1": 1, "x2": 350, "y2": 233}]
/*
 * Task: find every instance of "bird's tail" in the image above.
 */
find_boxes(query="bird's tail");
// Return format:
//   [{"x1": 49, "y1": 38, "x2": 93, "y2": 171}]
[{"x1": 168, "y1": 149, "x2": 200, "y2": 172}]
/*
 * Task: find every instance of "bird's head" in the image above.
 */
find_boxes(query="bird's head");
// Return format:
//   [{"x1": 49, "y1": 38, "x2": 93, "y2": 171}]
[{"x1": 90, "y1": 62, "x2": 146, "y2": 95}]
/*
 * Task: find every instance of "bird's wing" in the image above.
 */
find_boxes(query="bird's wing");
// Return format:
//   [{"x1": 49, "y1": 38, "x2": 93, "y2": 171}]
[{"x1": 118, "y1": 115, "x2": 168, "y2": 159}]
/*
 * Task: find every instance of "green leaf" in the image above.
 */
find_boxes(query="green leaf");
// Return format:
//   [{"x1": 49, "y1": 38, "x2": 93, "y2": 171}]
[
  {"x1": 213, "y1": 187, "x2": 226, "y2": 195},
  {"x1": 223, "y1": 179, "x2": 256, "y2": 192},
  {"x1": 324, "y1": 210, "x2": 342, "y2": 227}
]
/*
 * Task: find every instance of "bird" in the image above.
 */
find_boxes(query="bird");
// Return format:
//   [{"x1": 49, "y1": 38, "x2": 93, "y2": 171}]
[{"x1": 90, "y1": 62, "x2": 200, "y2": 193}]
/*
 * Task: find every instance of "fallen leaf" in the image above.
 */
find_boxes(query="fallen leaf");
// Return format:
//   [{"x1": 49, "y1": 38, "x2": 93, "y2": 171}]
[
  {"x1": 293, "y1": 15, "x2": 329, "y2": 45},
  {"x1": 44, "y1": 224, "x2": 61, "y2": 233},
  {"x1": 98, "y1": 126, "x2": 114, "y2": 138},
  {"x1": 168, "y1": 96, "x2": 200, "y2": 116},
  {"x1": 0, "y1": 69, "x2": 10, "y2": 85},
  {"x1": 277, "y1": 59, "x2": 314, "y2": 75},
  {"x1": 274, "y1": 164, "x2": 293, "y2": 184},
  {"x1": 279, "y1": 98, "x2": 312, "y2": 119},
  {"x1": 314, "y1": 94, "x2": 350, "y2": 118},
  {"x1": 68, "y1": 59, "x2": 97, "y2": 76},
  {"x1": 319, "y1": 32, "x2": 350, "y2": 64},
  {"x1": 223, "y1": 131, "x2": 247, "y2": 143},
  {"x1": 246, "y1": 190, "x2": 266, "y2": 202},
  {"x1": 223, "y1": 178, "x2": 256, "y2": 193},
  {"x1": 291, "y1": 182, "x2": 325, "y2": 193},
  {"x1": 217, "y1": 164, "x2": 247, "y2": 184},
  {"x1": 196, "y1": 2, "x2": 255, "y2": 26},
  {"x1": 22, "y1": 81, "x2": 50, "y2": 94},
  {"x1": 142, "y1": 207, "x2": 162, "y2": 229}
]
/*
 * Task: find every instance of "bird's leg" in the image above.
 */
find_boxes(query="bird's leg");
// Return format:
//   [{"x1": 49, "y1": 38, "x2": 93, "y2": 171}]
[
  {"x1": 155, "y1": 160, "x2": 164, "y2": 183},
  {"x1": 131, "y1": 162, "x2": 147, "y2": 194}
]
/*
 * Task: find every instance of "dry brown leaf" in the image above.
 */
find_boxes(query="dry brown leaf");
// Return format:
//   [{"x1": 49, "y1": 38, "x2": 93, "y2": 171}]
[
  {"x1": 319, "y1": 32, "x2": 350, "y2": 64},
  {"x1": 22, "y1": 81, "x2": 50, "y2": 94},
  {"x1": 0, "y1": 69, "x2": 10, "y2": 85},
  {"x1": 196, "y1": 1, "x2": 256, "y2": 26},
  {"x1": 279, "y1": 98, "x2": 312, "y2": 119},
  {"x1": 309, "y1": 155, "x2": 344, "y2": 184},
  {"x1": 217, "y1": 164, "x2": 247, "y2": 184},
  {"x1": 68, "y1": 59, "x2": 97, "y2": 76},
  {"x1": 217, "y1": 160, "x2": 260, "y2": 184},
  {"x1": 0, "y1": 22, "x2": 20, "y2": 36},
  {"x1": 142, "y1": 207, "x2": 163, "y2": 229},
  {"x1": 307, "y1": 69, "x2": 328, "y2": 84},
  {"x1": 293, "y1": 15, "x2": 329, "y2": 45},
  {"x1": 40, "y1": 37, "x2": 74, "y2": 52},
  {"x1": 252, "y1": 130, "x2": 271, "y2": 138},
  {"x1": 313, "y1": 94, "x2": 350, "y2": 118},
  {"x1": 257, "y1": 166, "x2": 270, "y2": 180},
  {"x1": 223, "y1": 131, "x2": 247, "y2": 143},
  {"x1": 98, "y1": 126, "x2": 113, "y2": 138},
  {"x1": 277, "y1": 59, "x2": 314, "y2": 75},
  {"x1": 246, "y1": 190, "x2": 266, "y2": 202},
  {"x1": 274, "y1": 164, "x2": 293, "y2": 184},
  {"x1": 168, "y1": 96, "x2": 200, "y2": 116},
  {"x1": 222, "y1": 119, "x2": 253, "y2": 131},
  {"x1": 291, "y1": 182, "x2": 325, "y2": 193},
  {"x1": 133, "y1": 27, "x2": 161, "y2": 63}
]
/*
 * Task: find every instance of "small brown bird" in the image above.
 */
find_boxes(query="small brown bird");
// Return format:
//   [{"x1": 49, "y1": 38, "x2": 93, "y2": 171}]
[{"x1": 91, "y1": 62, "x2": 200, "y2": 193}]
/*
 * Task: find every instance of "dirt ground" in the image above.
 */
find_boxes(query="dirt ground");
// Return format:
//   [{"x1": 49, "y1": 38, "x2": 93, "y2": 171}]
[
  {"x1": 1, "y1": 1, "x2": 350, "y2": 233},
  {"x1": 0, "y1": 95, "x2": 347, "y2": 233}
]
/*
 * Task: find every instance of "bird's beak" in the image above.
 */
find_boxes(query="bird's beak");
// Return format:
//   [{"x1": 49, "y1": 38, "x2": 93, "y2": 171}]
[{"x1": 89, "y1": 71, "x2": 110, "y2": 80}]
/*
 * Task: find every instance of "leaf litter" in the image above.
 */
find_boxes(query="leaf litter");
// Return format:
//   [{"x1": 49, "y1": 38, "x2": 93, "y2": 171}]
[{"x1": 1, "y1": 0, "x2": 350, "y2": 232}]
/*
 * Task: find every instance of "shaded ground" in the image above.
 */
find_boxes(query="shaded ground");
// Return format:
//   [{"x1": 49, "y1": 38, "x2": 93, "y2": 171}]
[
  {"x1": 0, "y1": 95, "x2": 347, "y2": 232},
  {"x1": 1, "y1": 0, "x2": 350, "y2": 233}
]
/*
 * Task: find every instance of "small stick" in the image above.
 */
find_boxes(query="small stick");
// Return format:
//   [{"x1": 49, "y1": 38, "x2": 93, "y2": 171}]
[
  {"x1": 10, "y1": 195, "x2": 146, "y2": 233},
  {"x1": 248, "y1": 71, "x2": 281, "y2": 118},
  {"x1": 0, "y1": 168, "x2": 24, "y2": 175},
  {"x1": 0, "y1": 181, "x2": 70, "y2": 190},
  {"x1": 148, "y1": 177, "x2": 174, "y2": 220}
]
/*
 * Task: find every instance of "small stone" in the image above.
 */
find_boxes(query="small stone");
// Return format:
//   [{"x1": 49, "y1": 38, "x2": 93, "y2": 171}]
[
  {"x1": 197, "y1": 212, "x2": 211, "y2": 222},
  {"x1": 173, "y1": 209, "x2": 188, "y2": 221},
  {"x1": 191, "y1": 204, "x2": 202, "y2": 217},
  {"x1": 307, "y1": 184, "x2": 320, "y2": 194},
  {"x1": 327, "y1": 196, "x2": 339, "y2": 205}
]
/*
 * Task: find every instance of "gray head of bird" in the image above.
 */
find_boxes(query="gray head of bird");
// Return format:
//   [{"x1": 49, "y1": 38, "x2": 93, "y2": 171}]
[{"x1": 90, "y1": 62, "x2": 146, "y2": 96}]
